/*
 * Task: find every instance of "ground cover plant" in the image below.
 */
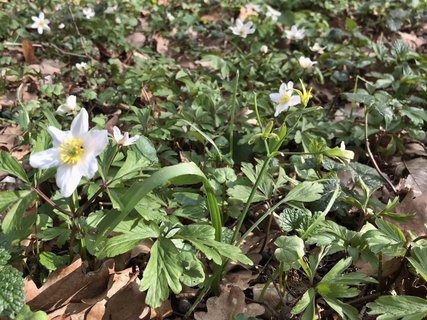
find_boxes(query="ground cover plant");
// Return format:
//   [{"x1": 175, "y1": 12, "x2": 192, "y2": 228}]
[{"x1": 0, "y1": 0, "x2": 427, "y2": 319}]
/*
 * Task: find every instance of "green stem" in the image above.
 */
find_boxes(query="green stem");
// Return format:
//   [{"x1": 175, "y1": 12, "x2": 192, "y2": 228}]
[
  {"x1": 229, "y1": 71, "x2": 239, "y2": 160},
  {"x1": 253, "y1": 93, "x2": 271, "y2": 155}
]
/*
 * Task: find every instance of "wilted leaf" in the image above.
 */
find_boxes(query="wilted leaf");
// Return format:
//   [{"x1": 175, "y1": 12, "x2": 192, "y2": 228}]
[{"x1": 194, "y1": 285, "x2": 264, "y2": 320}]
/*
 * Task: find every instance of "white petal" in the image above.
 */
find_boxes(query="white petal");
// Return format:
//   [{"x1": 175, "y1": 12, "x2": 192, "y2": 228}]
[
  {"x1": 287, "y1": 81, "x2": 294, "y2": 90},
  {"x1": 76, "y1": 155, "x2": 98, "y2": 179},
  {"x1": 112, "y1": 126, "x2": 123, "y2": 142},
  {"x1": 39, "y1": 12, "x2": 45, "y2": 19},
  {"x1": 31, "y1": 21, "x2": 38, "y2": 29},
  {"x1": 30, "y1": 148, "x2": 60, "y2": 169},
  {"x1": 82, "y1": 130, "x2": 109, "y2": 156},
  {"x1": 236, "y1": 19, "x2": 243, "y2": 27},
  {"x1": 57, "y1": 104, "x2": 72, "y2": 114},
  {"x1": 274, "y1": 104, "x2": 289, "y2": 117},
  {"x1": 288, "y1": 95, "x2": 301, "y2": 106},
  {"x1": 269, "y1": 93, "x2": 280, "y2": 103},
  {"x1": 56, "y1": 165, "x2": 82, "y2": 198},
  {"x1": 124, "y1": 135, "x2": 140, "y2": 146},
  {"x1": 279, "y1": 83, "x2": 288, "y2": 93},
  {"x1": 31, "y1": 16, "x2": 39, "y2": 22},
  {"x1": 37, "y1": 27, "x2": 43, "y2": 34},
  {"x1": 71, "y1": 108, "x2": 89, "y2": 137},
  {"x1": 48, "y1": 127, "x2": 70, "y2": 147},
  {"x1": 67, "y1": 95, "x2": 77, "y2": 108}
]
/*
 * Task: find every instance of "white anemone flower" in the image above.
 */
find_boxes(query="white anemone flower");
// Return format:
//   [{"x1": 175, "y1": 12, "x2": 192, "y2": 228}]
[
  {"x1": 245, "y1": 3, "x2": 262, "y2": 13},
  {"x1": 82, "y1": 7, "x2": 95, "y2": 19},
  {"x1": 29, "y1": 108, "x2": 108, "y2": 197},
  {"x1": 104, "y1": 5, "x2": 117, "y2": 14},
  {"x1": 285, "y1": 25, "x2": 305, "y2": 41},
  {"x1": 260, "y1": 45, "x2": 268, "y2": 54},
  {"x1": 310, "y1": 43, "x2": 326, "y2": 54},
  {"x1": 299, "y1": 56, "x2": 317, "y2": 69},
  {"x1": 265, "y1": 5, "x2": 281, "y2": 22},
  {"x1": 57, "y1": 95, "x2": 78, "y2": 114},
  {"x1": 230, "y1": 19, "x2": 255, "y2": 38},
  {"x1": 112, "y1": 126, "x2": 140, "y2": 146},
  {"x1": 270, "y1": 82, "x2": 301, "y2": 117},
  {"x1": 31, "y1": 12, "x2": 50, "y2": 35},
  {"x1": 75, "y1": 62, "x2": 88, "y2": 72}
]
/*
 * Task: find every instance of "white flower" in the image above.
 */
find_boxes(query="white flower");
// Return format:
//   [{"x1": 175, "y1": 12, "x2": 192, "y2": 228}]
[
  {"x1": 82, "y1": 7, "x2": 95, "y2": 19},
  {"x1": 270, "y1": 81, "x2": 301, "y2": 117},
  {"x1": 75, "y1": 62, "x2": 88, "y2": 72},
  {"x1": 112, "y1": 126, "x2": 140, "y2": 146},
  {"x1": 310, "y1": 43, "x2": 326, "y2": 54},
  {"x1": 31, "y1": 12, "x2": 50, "y2": 35},
  {"x1": 285, "y1": 25, "x2": 305, "y2": 41},
  {"x1": 166, "y1": 12, "x2": 175, "y2": 21},
  {"x1": 265, "y1": 5, "x2": 281, "y2": 22},
  {"x1": 29, "y1": 108, "x2": 108, "y2": 197},
  {"x1": 245, "y1": 3, "x2": 262, "y2": 13},
  {"x1": 260, "y1": 45, "x2": 268, "y2": 54},
  {"x1": 299, "y1": 56, "x2": 317, "y2": 69},
  {"x1": 58, "y1": 23, "x2": 65, "y2": 29},
  {"x1": 104, "y1": 5, "x2": 117, "y2": 14},
  {"x1": 230, "y1": 19, "x2": 255, "y2": 38},
  {"x1": 115, "y1": 17, "x2": 121, "y2": 24},
  {"x1": 57, "y1": 95, "x2": 78, "y2": 114}
]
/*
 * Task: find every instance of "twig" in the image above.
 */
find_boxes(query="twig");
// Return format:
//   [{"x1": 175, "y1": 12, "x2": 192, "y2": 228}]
[
  {"x1": 66, "y1": 2, "x2": 95, "y2": 60},
  {"x1": 364, "y1": 107, "x2": 397, "y2": 194},
  {"x1": 348, "y1": 293, "x2": 381, "y2": 305},
  {"x1": 42, "y1": 43, "x2": 88, "y2": 58},
  {"x1": 32, "y1": 187, "x2": 72, "y2": 216}
]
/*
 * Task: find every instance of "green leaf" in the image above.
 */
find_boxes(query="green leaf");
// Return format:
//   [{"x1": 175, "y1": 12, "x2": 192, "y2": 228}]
[
  {"x1": 97, "y1": 162, "x2": 222, "y2": 242},
  {"x1": 274, "y1": 235, "x2": 305, "y2": 271},
  {"x1": 407, "y1": 247, "x2": 427, "y2": 282},
  {"x1": 133, "y1": 136, "x2": 159, "y2": 163},
  {"x1": 176, "y1": 224, "x2": 252, "y2": 265},
  {"x1": 0, "y1": 190, "x2": 31, "y2": 213},
  {"x1": 0, "y1": 248, "x2": 23, "y2": 317},
  {"x1": 367, "y1": 295, "x2": 427, "y2": 320},
  {"x1": 364, "y1": 219, "x2": 406, "y2": 256},
  {"x1": 0, "y1": 150, "x2": 29, "y2": 183},
  {"x1": 140, "y1": 238, "x2": 183, "y2": 308},
  {"x1": 111, "y1": 150, "x2": 150, "y2": 184},
  {"x1": 227, "y1": 185, "x2": 266, "y2": 203},
  {"x1": 179, "y1": 251, "x2": 205, "y2": 287},
  {"x1": 278, "y1": 207, "x2": 311, "y2": 232},
  {"x1": 39, "y1": 252, "x2": 69, "y2": 271},
  {"x1": 2, "y1": 192, "x2": 36, "y2": 234},
  {"x1": 323, "y1": 297, "x2": 359, "y2": 320},
  {"x1": 292, "y1": 288, "x2": 315, "y2": 316},
  {"x1": 284, "y1": 181, "x2": 324, "y2": 203},
  {"x1": 96, "y1": 221, "x2": 159, "y2": 259},
  {"x1": 15, "y1": 305, "x2": 48, "y2": 320}
]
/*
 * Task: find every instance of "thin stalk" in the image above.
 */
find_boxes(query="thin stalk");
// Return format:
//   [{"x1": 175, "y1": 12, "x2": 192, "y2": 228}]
[
  {"x1": 253, "y1": 93, "x2": 271, "y2": 155},
  {"x1": 32, "y1": 187, "x2": 72, "y2": 216},
  {"x1": 364, "y1": 107, "x2": 397, "y2": 194},
  {"x1": 229, "y1": 71, "x2": 240, "y2": 160}
]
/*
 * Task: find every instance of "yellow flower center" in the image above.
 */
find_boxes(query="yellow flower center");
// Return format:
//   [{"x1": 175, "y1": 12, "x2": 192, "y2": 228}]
[
  {"x1": 59, "y1": 138, "x2": 85, "y2": 164},
  {"x1": 38, "y1": 20, "x2": 45, "y2": 27},
  {"x1": 279, "y1": 93, "x2": 290, "y2": 104}
]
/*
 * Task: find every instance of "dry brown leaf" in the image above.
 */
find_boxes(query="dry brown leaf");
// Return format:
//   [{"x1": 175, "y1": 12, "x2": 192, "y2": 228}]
[
  {"x1": 150, "y1": 300, "x2": 173, "y2": 319},
  {"x1": 223, "y1": 270, "x2": 258, "y2": 291},
  {"x1": 153, "y1": 34, "x2": 170, "y2": 55},
  {"x1": 354, "y1": 256, "x2": 401, "y2": 277},
  {"x1": 403, "y1": 158, "x2": 427, "y2": 197},
  {"x1": 0, "y1": 91, "x2": 16, "y2": 109},
  {"x1": 22, "y1": 39, "x2": 37, "y2": 64},
  {"x1": 194, "y1": 285, "x2": 265, "y2": 320},
  {"x1": 126, "y1": 32, "x2": 147, "y2": 48},
  {"x1": 398, "y1": 32, "x2": 427, "y2": 49},
  {"x1": 26, "y1": 258, "x2": 115, "y2": 312},
  {"x1": 200, "y1": 12, "x2": 223, "y2": 24},
  {"x1": 395, "y1": 191, "x2": 427, "y2": 236},
  {"x1": 0, "y1": 125, "x2": 21, "y2": 152},
  {"x1": 239, "y1": 6, "x2": 259, "y2": 21},
  {"x1": 29, "y1": 59, "x2": 63, "y2": 75}
]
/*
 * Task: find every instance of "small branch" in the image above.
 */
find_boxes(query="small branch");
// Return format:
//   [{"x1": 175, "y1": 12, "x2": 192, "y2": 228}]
[
  {"x1": 348, "y1": 293, "x2": 381, "y2": 305},
  {"x1": 364, "y1": 107, "x2": 397, "y2": 194},
  {"x1": 32, "y1": 187, "x2": 72, "y2": 216}
]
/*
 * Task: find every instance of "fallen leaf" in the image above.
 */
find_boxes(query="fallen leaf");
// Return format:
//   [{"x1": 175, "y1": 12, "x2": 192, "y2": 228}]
[
  {"x1": 403, "y1": 158, "x2": 427, "y2": 197},
  {"x1": 22, "y1": 39, "x2": 37, "y2": 64},
  {"x1": 0, "y1": 125, "x2": 21, "y2": 151},
  {"x1": 395, "y1": 191, "x2": 427, "y2": 236},
  {"x1": 29, "y1": 59, "x2": 63, "y2": 75},
  {"x1": 239, "y1": 5, "x2": 259, "y2": 21},
  {"x1": 398, "y1": 31, "x2": 427, "y2": 49},
  {"x1": 153, "y1": 34, "x2": 170, "y2": 55},
  {"x1": 126, "y1": 32, "x2": 147, "y2": 48},
  {"x1": 194, "y1": 285, "x2": 265, "y2": 320},
  {"x1": 223, "y1": 270, "x2": 258, "y2": 291},
  {"x1": 150, "y1": 300, "x2": 173, "y2": 319}
]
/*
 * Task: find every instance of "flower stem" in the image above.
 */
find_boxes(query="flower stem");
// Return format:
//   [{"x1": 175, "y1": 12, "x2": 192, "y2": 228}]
[
  {"x1": 229, "y1": 71, "x2": 240, "y2": 160},
  {"x1": 32, "y1": 187, "x2": 72, "y2": 216}
]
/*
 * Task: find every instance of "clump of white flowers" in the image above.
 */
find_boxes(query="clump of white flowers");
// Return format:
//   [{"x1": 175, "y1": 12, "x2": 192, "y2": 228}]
[
  {"x1": 82, "y1": 7, "x2": 95, "y2": 19},
  {"x1": 57, "y1": 95, "x2": 78, "y2": 114},
  {"x1": 104, "y1": 5, "x2": 117, "y2": 14},
  {"x1": 29, "y1": 109, "x2": 108, "y2": 197},
  {"x1": 284, "y1": 25, "x2": 305, "y2": 41},
  {"x1": 31, "y1": 12, "x2": 50, "y2": 35},
  {"x1": 230, "y1": 19, "x2": 255, "y2": 38},
  {"x1": 269, "y1": 81, "x2": 301, "y2": 117},
  {"x1": 112, "y1": 126, "x2": 140, "y2": 146},
  {"x1": 75, "y1": 62, "x2": 89, "y2": 72},
  {"x1": 299, "y1": 56, "x2": 317, "y2": 69}
]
